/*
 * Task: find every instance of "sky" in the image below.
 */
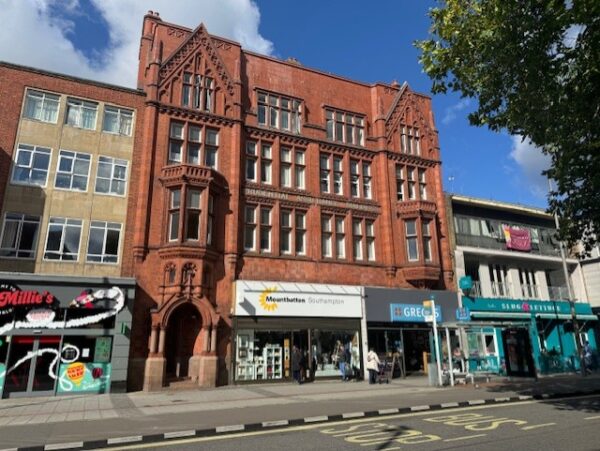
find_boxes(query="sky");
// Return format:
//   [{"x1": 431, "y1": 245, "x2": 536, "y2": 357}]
[{"x1": 0, "y1": 0, "x2": 552, "y2": 209}]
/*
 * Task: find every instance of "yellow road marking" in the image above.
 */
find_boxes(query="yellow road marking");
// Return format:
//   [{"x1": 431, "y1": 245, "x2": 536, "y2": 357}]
[
  {"x1": 522, "y1": 422, "x2": 556, "y2": 430},
  {"x1": 90, "y1": 396, "x2": 598, "y2": 451},
  {"x1": 443, "y1": 433, "x2": 487, "y2": 442}
]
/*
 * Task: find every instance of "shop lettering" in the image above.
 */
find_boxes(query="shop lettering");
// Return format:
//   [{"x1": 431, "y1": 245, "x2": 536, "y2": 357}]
[
  {"x1": 0, "y1": 290, "x2": 54, "y2": 308},
  {"x1": 265, "y1": 296, "x2": 306, "y2": 304}
]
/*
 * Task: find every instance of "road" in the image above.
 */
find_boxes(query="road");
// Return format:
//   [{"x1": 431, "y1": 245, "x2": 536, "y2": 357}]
[{"x1": 97, "y1": 394, "x2": 600, "y2": 451}]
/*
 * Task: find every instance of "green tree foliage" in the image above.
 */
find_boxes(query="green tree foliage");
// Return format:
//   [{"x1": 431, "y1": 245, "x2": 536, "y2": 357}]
[{"x1": 416, "y1": 0, "x2": 600, "y2": 254}]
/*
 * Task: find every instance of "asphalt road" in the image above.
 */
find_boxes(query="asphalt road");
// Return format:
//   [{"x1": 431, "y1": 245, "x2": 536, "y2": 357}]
[{"x1": 98, "y1": 394, "x2": 600, "y2": 451}]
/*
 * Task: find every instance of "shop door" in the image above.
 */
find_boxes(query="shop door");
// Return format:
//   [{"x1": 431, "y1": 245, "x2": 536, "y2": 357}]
[
  {"x1": 403, "y1": 329, "x2": 431, "y2": 374},
  {"x1": 502, "y1": 329, "x2": 536, "y2": 378},
  {"x1": 2, "y1": 336, "x2": 61, "y2": 398},
  {"x1": 291, "y1": 330, "x2": 309, "y2": 381}
]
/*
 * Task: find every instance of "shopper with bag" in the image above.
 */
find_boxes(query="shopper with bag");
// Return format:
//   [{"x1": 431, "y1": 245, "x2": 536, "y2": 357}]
[{"x1": 366, "y1": 347, "x2": 380, "y2": 384}]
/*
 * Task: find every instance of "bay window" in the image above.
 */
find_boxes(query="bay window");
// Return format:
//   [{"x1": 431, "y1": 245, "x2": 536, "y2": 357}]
[{"x1": 168, "y1": 121, "x2": 219, "y2": 169}]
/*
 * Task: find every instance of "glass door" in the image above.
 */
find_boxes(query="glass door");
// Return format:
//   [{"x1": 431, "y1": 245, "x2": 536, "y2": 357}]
[
  {"x1": 2, "y1": 335, "x2": 61, "y2": 398},
  {"x1": 31, "y1": 336, "x2": 61, "y2": 394}
]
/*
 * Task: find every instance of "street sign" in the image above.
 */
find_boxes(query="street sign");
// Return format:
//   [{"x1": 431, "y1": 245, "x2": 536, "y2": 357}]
[{"x1": 456, "y1": 307, "x2": 470, "y2": 322}]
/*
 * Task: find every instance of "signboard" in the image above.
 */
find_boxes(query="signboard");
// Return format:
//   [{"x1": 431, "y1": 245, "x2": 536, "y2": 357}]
[
  {"x1": 57, "y1": 362, "x2": 111, "y2": 394},
  {"x1": 461, "y1": 297, "x2": 593, "y2": 316},
  {"x1": 234, "y1": 281, "x2": 362, "y2": 318},
  {"x1": 423, "y1": 300, "x2": 434, "y2": 322},
  {"x1": 456, "y1": 307, "x2": 471, "y2": 322},
  {"x1": 390, "y1": 303, "x2": 442, "y2": 323}
]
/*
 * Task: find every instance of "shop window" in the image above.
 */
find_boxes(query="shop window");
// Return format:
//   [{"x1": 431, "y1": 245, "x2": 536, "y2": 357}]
[
  {"x1": 12, "y1": 144, "x2": 52, "y2": 187},
  {"x1": 65, "y1": 98, "x2": 98, "y2": 130},
  {"x1": 102, "y1": 106, "x2": 133, "y2": 136},
  {"x1": 86, "y1": 221, "x2": 121, "y2": 264},
  {"x1": 235, "y1": 330, "x2": 286, "y2": 381},
  {"x1": 61, "y1": 336, "x2": 113, "y2": 362},
  {"x1": 55, "y1": 150, "x2": 91, "y2": 192},
  {"x1": 0, "y1": 212, "x2": 40, "y2": 259},
  {"x1": 312, "y1": 330, "x2": 361, "y2": 378},
  {"x1": 23, "y1": 89, "x2": 59, "y2": 123},
  {"x1": 44, "y1": 217, "x2": 83, "y2": 261}
]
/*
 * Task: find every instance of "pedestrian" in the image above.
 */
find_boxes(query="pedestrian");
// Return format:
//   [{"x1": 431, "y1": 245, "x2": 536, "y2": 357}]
[
  {"x1": 583, "y1": 341, "x2": 593, "y2": 375},
  {"x1": 366, "y1": 347, "x2": 380, "y2": 384},
  {"x1": 335, "y1": 340, "x2": 347, "y2": 381},
  {"x1": 292, "y1": 345, "x2": 302, "y2": 384}
]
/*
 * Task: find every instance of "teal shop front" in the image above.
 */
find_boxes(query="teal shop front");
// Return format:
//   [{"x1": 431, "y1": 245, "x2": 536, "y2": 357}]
[{"x1": 460, "y1": 297, "x2": 598, "y2": 376}]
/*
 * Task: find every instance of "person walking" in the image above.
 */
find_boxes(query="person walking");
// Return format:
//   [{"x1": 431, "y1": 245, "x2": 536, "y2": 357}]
[
  {"x1": 335, "y1": 340, "x2": 347, "y2": 381},
  {"x1": 367, "y1": 348, "x2": 380, "y2": 384},
  {"x1": 583, "y1": 341, "x2": 593, "y2": 375},
  {"x1": 292, "y1": 345, "x2": 302, "y2": 384}
]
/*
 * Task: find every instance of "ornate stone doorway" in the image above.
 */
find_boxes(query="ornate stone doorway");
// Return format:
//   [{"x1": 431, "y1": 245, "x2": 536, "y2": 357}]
[{"x1": 165, "y1": 303, "x2": 201, "y2": 380}]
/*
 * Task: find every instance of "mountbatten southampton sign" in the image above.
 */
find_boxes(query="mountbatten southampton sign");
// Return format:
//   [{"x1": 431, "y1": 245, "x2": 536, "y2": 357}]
[{"x1": 234, "y1": 281, "x2": 362, "y2": 318}]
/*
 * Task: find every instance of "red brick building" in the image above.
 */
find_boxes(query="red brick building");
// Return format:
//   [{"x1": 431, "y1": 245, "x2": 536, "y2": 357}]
[{"x1": 130, "y1": 12, "x2": 454, "y2": 390}]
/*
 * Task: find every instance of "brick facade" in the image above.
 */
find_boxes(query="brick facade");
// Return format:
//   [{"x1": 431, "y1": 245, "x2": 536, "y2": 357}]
[{"x1": 130, "y1": 13, "x2": 454, "y2": 390}]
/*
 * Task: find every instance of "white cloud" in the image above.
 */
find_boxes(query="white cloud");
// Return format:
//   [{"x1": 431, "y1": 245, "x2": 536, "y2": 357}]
[
  {"x1": 441, "y1": 98, "x2": 471, "y2": 125},
  {"x1": 0, "y1": 0, "x2": 274, "y2": 87},
  {"x1": 509, "y1": 135, "x2": 552, "y2": 199}
]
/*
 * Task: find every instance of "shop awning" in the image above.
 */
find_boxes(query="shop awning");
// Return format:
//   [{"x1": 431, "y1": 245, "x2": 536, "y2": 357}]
[
  {"x1": 536, "y1": 313, "x2": 558, "y2": 319},
  {"x1": 470, "y1": 312, "x2": 531, "y2": 320},
  {"x1": 536, "y1": 313, "x2": 598, "y2": 321}
]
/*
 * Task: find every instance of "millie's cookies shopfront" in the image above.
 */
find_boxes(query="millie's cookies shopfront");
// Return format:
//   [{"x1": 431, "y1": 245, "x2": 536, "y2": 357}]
[{"x1": 0, "y1": 274, "x2": 134, "y2": 398}]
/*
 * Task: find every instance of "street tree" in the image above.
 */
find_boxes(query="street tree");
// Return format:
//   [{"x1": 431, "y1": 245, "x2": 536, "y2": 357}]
[{"x1": 416, "y1": 0, "x2": 600, "y2": 254}]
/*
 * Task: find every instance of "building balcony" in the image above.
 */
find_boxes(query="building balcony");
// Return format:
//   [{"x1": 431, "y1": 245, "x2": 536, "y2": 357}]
[
  {"x1": 456, "y1": 233, "x2": 560, "y2": 257},
  {"x1": 467, "y1": 281, "x2": 578, "y2": 302},
  {"x1": 396, "y1": 200, "x2": 437, "y2": 218},
  {"x1": 159, "y1": 164, "x2": 214, "y2": 188}
]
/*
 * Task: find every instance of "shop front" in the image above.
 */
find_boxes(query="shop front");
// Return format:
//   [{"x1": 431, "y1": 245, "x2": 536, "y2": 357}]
[
  {"x1": 460, "y1": 297, "x2": 598, "y2": 376},
  {"x1": 0, "y1": 274, "x2": 134, "y2": 398},
  {"x1": 364, "y1": 288, "x2": 460, "y2": 376},
  {"x1": 232, "y1": 281, "x2": 363, "y2": 383}
]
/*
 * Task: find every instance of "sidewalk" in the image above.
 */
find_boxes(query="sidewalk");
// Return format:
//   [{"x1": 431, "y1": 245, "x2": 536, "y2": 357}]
[{"x1": 1, "y1": 373, "x2": 599, "y2": 449}]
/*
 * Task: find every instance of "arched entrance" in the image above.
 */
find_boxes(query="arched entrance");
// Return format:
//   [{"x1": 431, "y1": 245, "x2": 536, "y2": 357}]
[{"x1": 165, "y1": 303, "x2": 201, "y2": 379}]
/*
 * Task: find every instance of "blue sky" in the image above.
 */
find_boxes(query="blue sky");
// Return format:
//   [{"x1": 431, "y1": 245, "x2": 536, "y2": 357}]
[{"x1": 0, "y1": 0, "x2": 551, "y2": 208}]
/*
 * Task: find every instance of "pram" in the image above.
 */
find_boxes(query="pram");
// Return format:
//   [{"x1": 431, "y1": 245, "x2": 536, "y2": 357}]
[{"x1": 377, "y1": 359, "x2": 394, "y2": 384}]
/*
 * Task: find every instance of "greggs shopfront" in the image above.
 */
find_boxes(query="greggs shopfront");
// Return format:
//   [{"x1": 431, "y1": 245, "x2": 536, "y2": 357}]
[
  {"x1": 232, "y1": 281, "x2": 364, "y2": 383},
  {"x1": 0, "y1": 274, "x2": 134, "y2": 398}
]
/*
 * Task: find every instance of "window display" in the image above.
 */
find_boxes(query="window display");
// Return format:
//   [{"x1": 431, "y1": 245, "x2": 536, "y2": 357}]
[
  {"x1": 234, "y1": 328, "x2": 362, "y2": 382},
  {"x1": 235, "y1": 330, "x2": 286, "y2": 381}
]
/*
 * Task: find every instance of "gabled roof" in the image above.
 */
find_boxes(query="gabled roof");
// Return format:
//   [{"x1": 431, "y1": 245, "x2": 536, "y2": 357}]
[{"x1": 158, "y1": 23, "x2": 235, "y2": 98}]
